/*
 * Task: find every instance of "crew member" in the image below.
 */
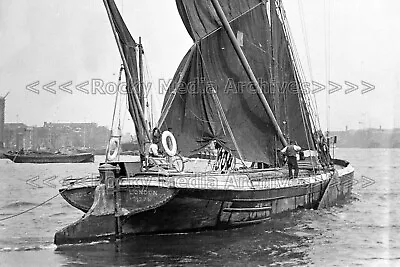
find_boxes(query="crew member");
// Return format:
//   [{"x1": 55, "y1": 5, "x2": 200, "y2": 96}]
[
  {"x1": 281, "y1": 140, "x2": 302, "y2": 178},
  {"x1": 149, "y1": 142, "x2": 160, "y2": 157},
  {"x1": 149, "y1": 128, "x2": 162, "y2": 157}
]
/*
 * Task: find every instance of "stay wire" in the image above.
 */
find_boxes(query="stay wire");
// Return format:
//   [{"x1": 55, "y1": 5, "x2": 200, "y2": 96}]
[
  {"x1": 324, "y1": 0, "x2": 331, "y2": 135},
  {"x1": 297, "y1": 0, "x2": 321, "y2": 130},
  {"x1": 196, "y1": 45, "x2": 248, "y2": 169},
  {"x1": 278, "y1": 2, "x2": 321, "y2": 133},
  {"x1": 277, "y1": 1, "x2": 316, "y2": 173}
]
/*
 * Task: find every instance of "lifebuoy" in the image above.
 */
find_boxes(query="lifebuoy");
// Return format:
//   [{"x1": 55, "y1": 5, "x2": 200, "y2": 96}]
[
  {"x1": 162, "y1": 131, "x2": 177, "y2": 157},
  {"x1": 107, "y1": 137, "x2": 120, "y2": 161}
]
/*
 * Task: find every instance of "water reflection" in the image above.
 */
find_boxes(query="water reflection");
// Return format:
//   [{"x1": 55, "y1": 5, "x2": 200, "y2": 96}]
[{"x1": 55, "y1": 213, "x2": 313, "y2": 266}]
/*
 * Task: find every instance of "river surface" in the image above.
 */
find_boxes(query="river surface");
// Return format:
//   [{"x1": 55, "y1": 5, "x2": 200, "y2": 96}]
[{"x1": 0, "y1": 149, "x2": 399, "y2": 266}]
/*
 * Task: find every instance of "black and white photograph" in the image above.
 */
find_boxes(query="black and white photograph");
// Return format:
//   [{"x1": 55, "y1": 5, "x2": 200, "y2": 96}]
[{"x1": 0, "y1": 0, "x2": 398, "y2": 266}]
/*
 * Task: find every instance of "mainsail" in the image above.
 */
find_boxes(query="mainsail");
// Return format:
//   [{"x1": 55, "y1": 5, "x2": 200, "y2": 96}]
[{"x1": 159, "y1": 0, "x2": 316, "y2": 164}]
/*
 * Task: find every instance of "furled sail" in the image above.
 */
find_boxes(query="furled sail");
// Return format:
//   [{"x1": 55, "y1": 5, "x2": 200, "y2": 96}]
[
  {"x1": 160, "y1": 0, "x2": 315, "y2": 164},
  {"x1": 105, "y1": 0, "x2": 146, "y2": 152}
]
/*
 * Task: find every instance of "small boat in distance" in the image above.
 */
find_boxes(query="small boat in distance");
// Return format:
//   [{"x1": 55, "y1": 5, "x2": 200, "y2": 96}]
[{"x1": 4, "y1": 150, "x2": 94, "y2": 163}]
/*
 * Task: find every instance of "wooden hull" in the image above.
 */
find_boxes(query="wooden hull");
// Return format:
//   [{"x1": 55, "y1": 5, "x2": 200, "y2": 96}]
[
  {"x1": 60, "y1": 186, "x2": 96, "y2": 212},
  {"x1": 55, "y1": 159, "x2": 354, "y2": 245},
  {"x1": 4, "y1": 152, "x2": 94, "y2": 163}
]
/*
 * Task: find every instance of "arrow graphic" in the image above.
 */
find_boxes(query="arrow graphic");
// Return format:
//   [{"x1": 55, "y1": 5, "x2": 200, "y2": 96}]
[
  {"x1": 76, "y1": 81, "x2": 89, "y2": 94},
  {"x1": 329, "y1": 81, "x2": 342, "y2": 94},
  {"x1": 312, "y1": 81, "x2": 325, "y2": 94},
  {"x1": 59, "y1": 176, "x2": 75, "y2": 186},
  {"x1": 361, "y1": 175, "x2": 375, "y2": 188},
  {"x1": 26, "y1": 81, "x2": 40, "y2": 94},
  {"x1": 43, "y1": 176, "x2": 58, "y2": 188},
  {"x1": 43, "y1": 81, "x2": 57, "y2": 94},
  {"x1": 26, "y1": 176, "x2": 42, "y2": 188},
  {"x1": 59, "y1": 81, "x2": 73, "y2": 94},
  {"x1": 344, "y1": 81, "x2": 358, "y2": 94},
  {"x1": 361, "y1": 81, "x2": 375, "y2": 94}
]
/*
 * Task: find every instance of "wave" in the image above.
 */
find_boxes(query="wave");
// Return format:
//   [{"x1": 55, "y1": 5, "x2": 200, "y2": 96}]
[
  {"x1": 1, "y1": 201, "x2": 38, "y2": 209},
  {"x1": 0, "y1": 244, "x2": 56, "y2": 253},
  {"x1": 48, "y1": 212, "x2": 67, "y2": 217},
  {"x1": 55, "y1": 239, "x2": 110, "y2": 249}
]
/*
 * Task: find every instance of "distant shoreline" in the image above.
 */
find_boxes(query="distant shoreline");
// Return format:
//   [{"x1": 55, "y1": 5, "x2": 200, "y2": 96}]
[{"x1": 331, "y1": 129, "x2": 400, "y2": 149}]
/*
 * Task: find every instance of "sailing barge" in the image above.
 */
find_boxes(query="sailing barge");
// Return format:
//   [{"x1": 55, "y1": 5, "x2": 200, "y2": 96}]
[
  {"x1": 54, "y1": 0, "x2": 354, "y2": 245},
  {"x1": 3, "y1": 151, "x2": 94, "y2": 164}
]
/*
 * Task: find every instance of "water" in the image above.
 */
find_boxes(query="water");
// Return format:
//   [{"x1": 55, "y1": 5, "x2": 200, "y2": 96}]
[{"x1": 0, "y1": 149, "x2": 399, "y2": 266}]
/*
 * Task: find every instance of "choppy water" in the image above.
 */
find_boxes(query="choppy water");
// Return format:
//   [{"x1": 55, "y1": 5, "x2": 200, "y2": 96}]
[{"x1": 0, "y1": 149, "x2": 399, "y2": 266}]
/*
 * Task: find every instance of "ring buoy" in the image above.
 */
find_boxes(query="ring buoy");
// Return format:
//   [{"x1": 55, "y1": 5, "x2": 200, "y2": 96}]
[
  {"x1": 107, "y1": 137, "x2": 120, "y2": 161},
  {"x1": 162, "y1": 131, "x2": 177, "y2": 157}
]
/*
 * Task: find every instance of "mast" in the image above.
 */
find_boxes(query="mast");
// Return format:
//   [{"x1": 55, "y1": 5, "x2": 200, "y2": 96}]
[
  {"x1": 138, "y1": 37, "x2": 145, "y2": 111},
  {"x1": 138, "y1": 36, "x2": 146, "y2": 148},
  {"x1": 103, "y1": 0, "x2": 151, "y2": 143},
  {"x1": 210, "y1": 0, "x2": 287, "y2": 147},
  {"x1": 268, "y1": 0, "x2": 280, "y2": 164},
  {"x1": 270, "y1": 0, "x2": 280, "y2": 130}
]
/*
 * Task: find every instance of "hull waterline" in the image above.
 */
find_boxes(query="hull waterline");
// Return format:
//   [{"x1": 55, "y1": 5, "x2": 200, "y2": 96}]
[{"x1": 55, "y1": 159, "x2": 354, "y2": 245}]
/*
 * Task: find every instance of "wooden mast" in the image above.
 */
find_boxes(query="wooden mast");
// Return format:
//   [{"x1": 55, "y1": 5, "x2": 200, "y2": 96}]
[
  {"x1": 210, "y1": 0, "x2": 287, "y2": 147},
  {"x1": 138, "y1": 37, "x2": 146, "y2": 151},
  {"x1": 138, "y1": 37, "x2": 145, "y2": 113},
  {"x1": 103, "y1": 0, "x2": 151, "y2": 142}
]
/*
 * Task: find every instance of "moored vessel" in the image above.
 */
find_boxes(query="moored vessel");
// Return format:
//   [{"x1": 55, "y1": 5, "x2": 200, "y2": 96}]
[{"x1": 55, "y1": 0, "x2": 354, "y2": 245}]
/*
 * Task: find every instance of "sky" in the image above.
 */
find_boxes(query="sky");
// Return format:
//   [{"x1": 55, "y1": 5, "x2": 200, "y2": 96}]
[{"x1": 0, "y1": 0, "x2": 399, "y2": 132}]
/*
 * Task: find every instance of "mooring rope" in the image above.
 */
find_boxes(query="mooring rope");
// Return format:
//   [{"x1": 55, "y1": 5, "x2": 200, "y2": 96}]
[{"x1": 0, "y1": 178, "x2": 88, "y2": 222}]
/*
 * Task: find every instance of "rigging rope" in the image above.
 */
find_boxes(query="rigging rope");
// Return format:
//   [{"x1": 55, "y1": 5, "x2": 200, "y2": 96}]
[
  {"x1": 276, "y1": 3, "x2": 316, "y2": 172},
  {"x1": 111, "y1": 65, "x2": 124, "y2": 133},
  {"x1": 106, "y1": 65, "x2": 124, "y2": 162},
  {"x1": 324, "y1": 0, "x2": 331, "y2": 135},
  {"x1": 196, "y1": 46, "x2": 247, "y2": 168},
  {"x1": 143, "y1": 53, "x2": 155, "y2": 128},
  {"x1": 278, "y1": 2, "x2": 320, "y2": 135},
  {"x1": 297, "y1": 0, "x2": 321, "y2": 130},
  {"x1": 270, "y1": 1, "x2": 317, "y2": 131},
  {"x1": 119, "y1": 68, "x2": 127, "y2": 131},
  {"x1": 0, "y1": 177, "x2": 90, "y2": 222}
]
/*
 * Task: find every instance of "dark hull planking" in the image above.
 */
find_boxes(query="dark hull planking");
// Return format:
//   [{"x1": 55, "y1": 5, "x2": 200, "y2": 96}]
[{"x1": 54, "y1": 159, "x2": 353, "y2": 245}]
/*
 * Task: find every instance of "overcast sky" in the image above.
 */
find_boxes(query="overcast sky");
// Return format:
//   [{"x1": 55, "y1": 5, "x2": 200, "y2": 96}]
[{"x1": 0, "y1": 0, "x2": 399, "y2": 132}]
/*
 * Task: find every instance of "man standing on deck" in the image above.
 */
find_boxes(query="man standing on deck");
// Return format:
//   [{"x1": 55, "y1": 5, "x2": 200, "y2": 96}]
[{"x1": 281, "y1": 140, "x2": 302, "y2": 178}]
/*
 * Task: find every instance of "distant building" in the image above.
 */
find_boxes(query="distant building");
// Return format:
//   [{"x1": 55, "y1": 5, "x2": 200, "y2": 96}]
[
  {"x1": 4, "y1": 123, "x2": 28, "y2": 150},
  {"x1": 4, "y1": 122, "x2": 110, "y2": 151}
]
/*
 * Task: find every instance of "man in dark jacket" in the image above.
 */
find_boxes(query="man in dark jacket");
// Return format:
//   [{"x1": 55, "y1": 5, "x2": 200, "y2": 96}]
[{"x1": 281, "y1": 140, "x2": 302, "y2": 178}]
